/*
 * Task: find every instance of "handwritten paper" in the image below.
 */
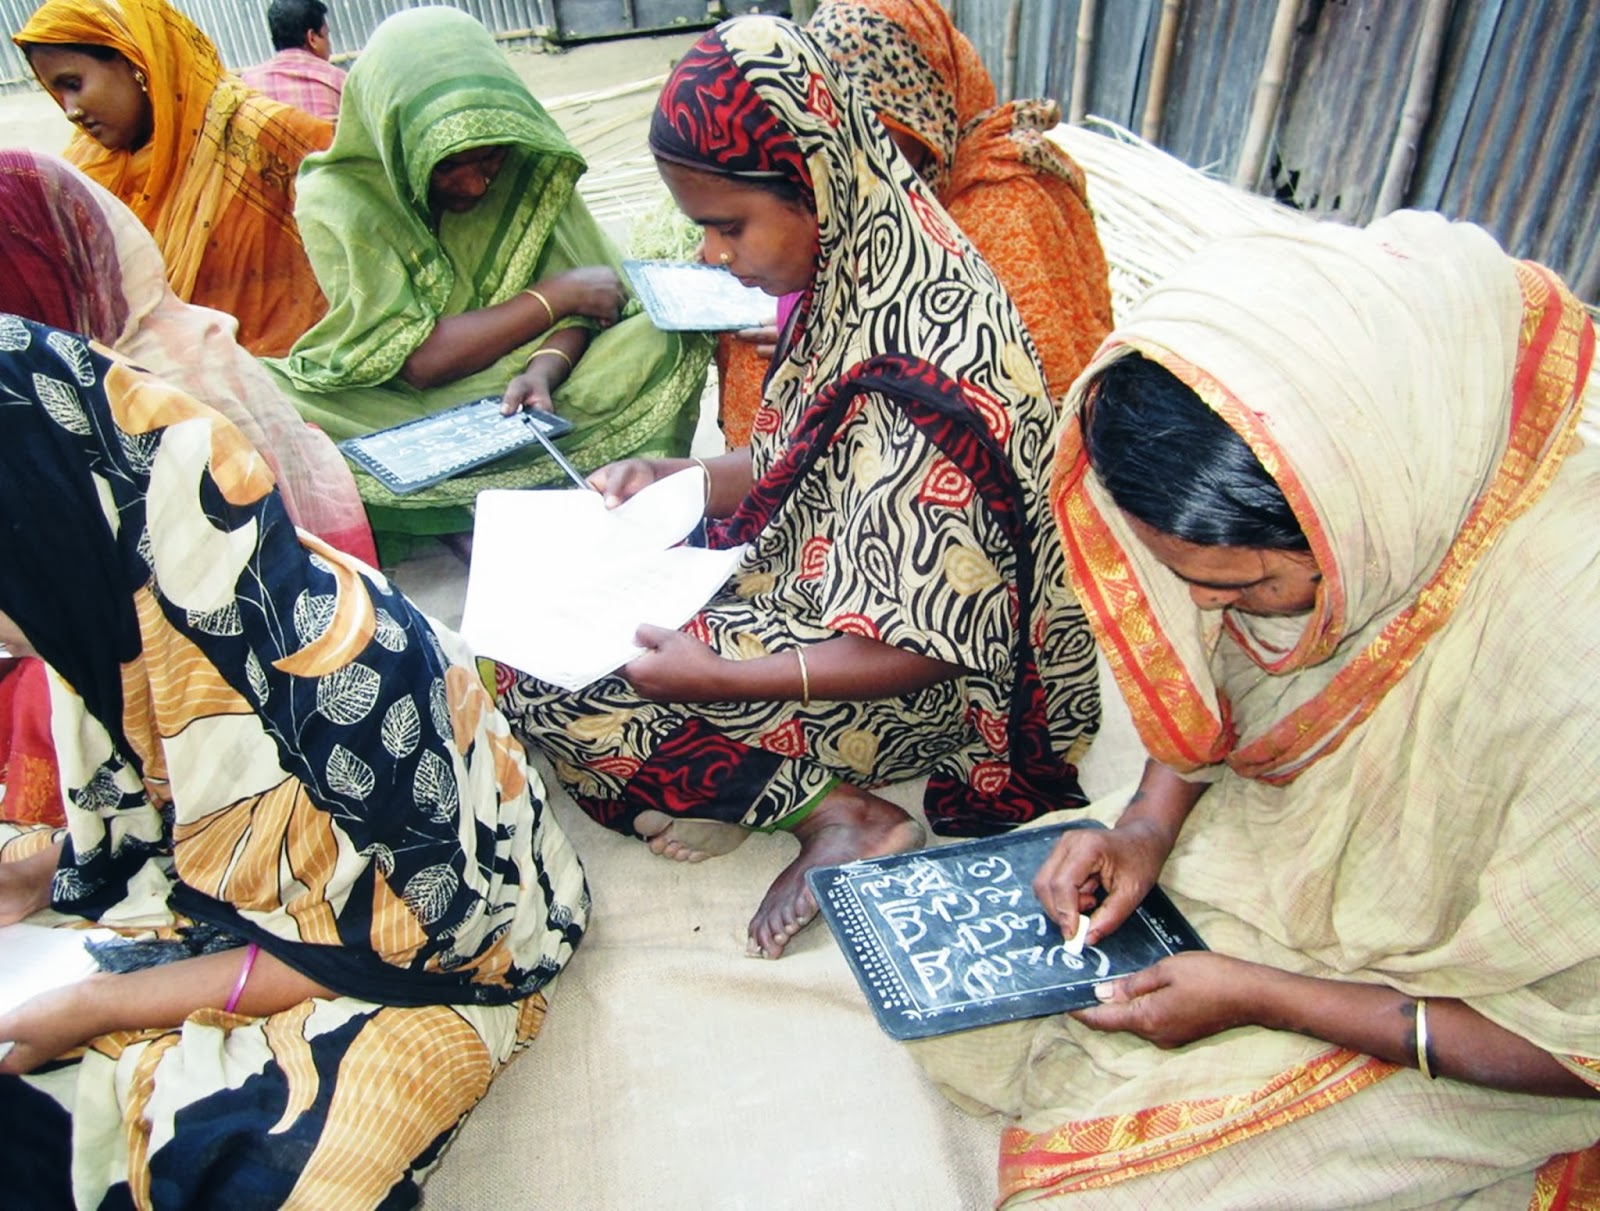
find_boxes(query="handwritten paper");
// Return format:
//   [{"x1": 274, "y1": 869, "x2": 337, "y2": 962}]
[
  {"x1": 460, "y1": 470, "x2": 747, "y2": 691},
  {"x1": 808, "y1": 822, "x2": 1206, "y2": 1040}
]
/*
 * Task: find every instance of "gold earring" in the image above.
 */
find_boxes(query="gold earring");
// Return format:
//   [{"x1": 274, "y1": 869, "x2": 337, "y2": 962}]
[{"x1": 133, "y1": 67, "x2": 148, "y2": 93}]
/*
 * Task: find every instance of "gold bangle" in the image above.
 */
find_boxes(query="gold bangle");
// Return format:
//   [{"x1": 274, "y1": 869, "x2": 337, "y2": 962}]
[
  {"x1": 525, "y1": 346, "x2": 573, "y2": 373},
  {"x1": 1414, "y1": 998, "x2": 1435, "y2": 1079},
  {"x1": 794, "y1": 646, "x2": 811, "y2": 708},
  {"x1": 691, "y1": 456, "x2": 712, "y2": 502},
  {"x1": 523, "y1": 287, "x2": 554, "y2": 326}
]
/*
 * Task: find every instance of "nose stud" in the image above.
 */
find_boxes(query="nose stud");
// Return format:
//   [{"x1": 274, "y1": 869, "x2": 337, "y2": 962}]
[{"x1": 718, "y1": 251, "x2": 733, "y2": 265}]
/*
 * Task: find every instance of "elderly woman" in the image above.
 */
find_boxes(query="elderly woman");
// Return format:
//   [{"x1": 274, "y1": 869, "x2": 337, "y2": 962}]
[
  {"x1": 498, "y1": 17, "x2": 1101, "y2": 959},
  {"x1": 270, "y1": 7, "x2": 711, "y2": 556},
  {"x1": 714, "y1": 0, "x2": 1114, "y2": 447},
  {"x1": 914, "y1": 211, "x2": 1600, "y2": 1205},
  {"x1": 0, "y1": 318, "x2": 587, "y2": 1208},
  {"x1": 14, "y1": 0, "x2": 330, "y2": 356}
]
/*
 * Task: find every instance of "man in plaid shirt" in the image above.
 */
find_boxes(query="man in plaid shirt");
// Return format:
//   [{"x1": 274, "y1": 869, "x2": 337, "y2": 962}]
[{"x1": 240, "y1": 0, "x2": 345, "y2": 123}]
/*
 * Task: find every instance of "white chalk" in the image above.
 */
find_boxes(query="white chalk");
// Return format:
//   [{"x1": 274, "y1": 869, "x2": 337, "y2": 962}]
[{"x1": 1063, "y1": 912, "x2": 1092, "y2": 957}]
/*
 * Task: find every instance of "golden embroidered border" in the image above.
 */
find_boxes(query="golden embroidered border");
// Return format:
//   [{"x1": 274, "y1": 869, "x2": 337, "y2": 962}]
[{"x1": 998, "y1": 1048, "x2": 1398, "y2": 1199}]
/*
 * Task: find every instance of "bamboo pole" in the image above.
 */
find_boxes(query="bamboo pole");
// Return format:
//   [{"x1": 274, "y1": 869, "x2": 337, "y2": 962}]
[
  {"x1": 1233, "y1": 0, "x2": 1301, "y2": 190},
  {"x1": 1001, "y1": 0, "x2": 1023, "y2": 103},
  {"x1": 1375, "y1": 0, "x2": 1453, "y2": 214},
  {"x1": 1140, "y1": 0, "x2": 1183, "y2": 144},
  {"x1": 1069, "y1": 0, "x2": 1098, "y2": 124}
]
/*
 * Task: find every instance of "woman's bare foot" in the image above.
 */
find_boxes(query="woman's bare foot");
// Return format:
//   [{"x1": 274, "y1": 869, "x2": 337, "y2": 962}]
[
  {"x1": 747, "y1": 785, "x2": 924, "y2": 959},
  {"x1": 633, "y1": 810, "x2": 749, "y2": 862}
]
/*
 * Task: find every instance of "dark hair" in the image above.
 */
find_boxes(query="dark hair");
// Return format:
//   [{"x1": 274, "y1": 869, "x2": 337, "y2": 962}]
[
  {"x1": 266, "y1": 0, "x2": 329, "y2": 52},
  {"x1": 651, "y1": 153, "x2": 813, "y2": 211},
  {"x1": 19, "y1": 41, "x2": 122, "y2": 63},
  {"x1": 1083, "y1": 351, "x2": 1309, "y2": 551}
]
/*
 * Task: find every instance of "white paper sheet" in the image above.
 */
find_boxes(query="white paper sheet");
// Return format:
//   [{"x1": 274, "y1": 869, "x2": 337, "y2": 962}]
[
  {"x1": 0, "y1": 922, "x2": 118, "y2": 1057},
  {"x1": 461, "y1": 470, "x2": 747, "y2": 691}
]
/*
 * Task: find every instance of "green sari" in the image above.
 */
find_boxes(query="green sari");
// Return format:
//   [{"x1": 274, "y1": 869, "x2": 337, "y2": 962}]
[{"x1": 267, "y1": 7, "x2": 709, "y2": 553}]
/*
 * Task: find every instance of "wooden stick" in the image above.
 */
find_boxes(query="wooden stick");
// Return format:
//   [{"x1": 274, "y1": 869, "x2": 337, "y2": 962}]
[
  {"x1": 1141, "y1": 0, "x2": 1184, "y2": 144},
  {"x1": 1070, "y1": 0, "x2": 1099, "y2": 124},
  {"x1": 1234, "y1": 0, "x2": 1301, "y2": 190},
  {"x1": 1375, "y1": 0, "x2": 1453, "y2": 215}
]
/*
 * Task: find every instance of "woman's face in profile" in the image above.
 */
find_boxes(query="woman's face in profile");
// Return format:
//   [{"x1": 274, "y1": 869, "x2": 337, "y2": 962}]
[
  {"x1": 30, "y1": 46, "x2": 152, "y2": 153},
  {"x1": 657, "y1": 159, "x2": 818, "y2": 298},
  {"x1": 428, "y1": 144, "x2": 510, "y2": 214},
  {"x1": 1124, "y1": 515, "x2": 1322, "y2": 617}
]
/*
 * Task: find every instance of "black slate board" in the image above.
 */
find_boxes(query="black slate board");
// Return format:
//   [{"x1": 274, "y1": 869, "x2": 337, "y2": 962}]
[
  {"x1": 339, "y1": 396, "x2": 574, "y2": 495},
  {"x1": 807, "y1": 821, "x2": 1206, "y2": 1041}
]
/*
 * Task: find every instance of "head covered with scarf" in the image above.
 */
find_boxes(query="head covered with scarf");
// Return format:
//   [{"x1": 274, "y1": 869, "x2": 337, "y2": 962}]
[
  {"x1": 1054, "y1": 210, "x2": 1595, "y2": 783},
  {"x1": 0, "y1": 149, "x2": 373, "y2": 562},
  {"x1": 649, "y1": 16, "x2": 1048, "y2": 438},
  {"x1": 282, "y1": 6, "x2": 591, "y2": 391},
  {"x1": 647, "y1": 17, "x2": 1095, "y2": 832},
  {"x1": 15, "y1": 0, "x2": 330, "y2": 356}
]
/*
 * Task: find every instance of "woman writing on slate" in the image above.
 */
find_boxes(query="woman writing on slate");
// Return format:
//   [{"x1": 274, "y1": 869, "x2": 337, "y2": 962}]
[
  {"x1": 497, "y1": 16, "x2": 1102, "y2": 960},
  {"x1": 914, "y1": 213, "x2": 1600, "y2": 1205},
  {"x1": 0, "y1": 318, "x2": 588, "y2": 1207},
  {"x1": 269, "y1": 8, "x2": 711, "y2": 558}
]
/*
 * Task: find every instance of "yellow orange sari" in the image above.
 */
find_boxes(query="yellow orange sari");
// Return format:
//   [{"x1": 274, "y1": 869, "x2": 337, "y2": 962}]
[
  {"x1": 915, "y1": 212, "x2": 1600, "y2": 1207},
  {"x1": 15, "y1": 0, "x2": 329, "y2": 356}
]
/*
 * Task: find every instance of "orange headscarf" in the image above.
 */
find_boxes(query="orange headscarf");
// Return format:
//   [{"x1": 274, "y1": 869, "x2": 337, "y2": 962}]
[{"x1": 15, "y1": 0, "x2": 330, "y2": 356}]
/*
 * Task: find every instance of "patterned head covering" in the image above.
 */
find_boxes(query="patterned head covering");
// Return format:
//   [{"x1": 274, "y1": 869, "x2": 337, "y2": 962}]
[
  {"x1": 651, "y1": 19, "x2": 1091, "y2": 832},
  {"x1": 0, "y1": 317, "x2": 586, "y2": 997},
  {"x1": 0, "y1": 150, "x2": 375, "y2": 562},
  {"x1": 649, "y1": 33, "x2": 814, "y2": 208},
  {"x1": 809, "y1": 0, "x2": 1085, "y2": 201}
]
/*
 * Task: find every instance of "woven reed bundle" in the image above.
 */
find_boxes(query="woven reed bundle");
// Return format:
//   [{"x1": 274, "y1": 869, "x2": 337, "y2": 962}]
[{"x1": 1048, "y1": 118, "x2": 1309, "y2": 321}]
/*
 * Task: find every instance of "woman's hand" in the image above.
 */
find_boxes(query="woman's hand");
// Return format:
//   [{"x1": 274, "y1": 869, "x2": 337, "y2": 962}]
[
  {"x1": 588, "y1": 458, "x2": 676, "y2": 507},
  {"x1": 620, "y1": 624, "x2": 732, "y2": 701},
  {"x1": 503, "y1": 367, "x2": 555, "y2": 414},
  {"x1": 1033, "y1": 815, "x2": 1172, "y2": 947},
  {"x1": 1071, "y1": 952, "x2": 1271, "y2": 1048},
  {"x1": 0, "y1": 975, "x2": 107, "y2": 1074},
  {"x1": 544, "y1": 267, "x2": 627, "y2": 327},
  {"x1": 733, "y1": 324, "x2": 781, "y2": 359}
]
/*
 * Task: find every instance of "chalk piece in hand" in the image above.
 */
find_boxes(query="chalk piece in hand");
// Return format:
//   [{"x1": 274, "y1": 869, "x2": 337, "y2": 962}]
[{"x1": 1064, "y1": 912, "x2": 1091, "y2": 957}]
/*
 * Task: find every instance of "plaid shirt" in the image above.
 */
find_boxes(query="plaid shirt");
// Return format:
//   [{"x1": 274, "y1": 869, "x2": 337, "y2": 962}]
[{"x1": 239, "y1": 49, "x2": 345, "y2": 123}]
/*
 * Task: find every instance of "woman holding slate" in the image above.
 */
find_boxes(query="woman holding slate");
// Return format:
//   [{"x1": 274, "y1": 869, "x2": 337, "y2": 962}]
[
  {"x1": 269, "y1": 7, "x2": 710, "y2": 558},
  {"x1": 498, "y1": 16, "x2": 1102, "y2": 960},
  {"x1": 915, "y1": 213, "x2": 1600, "y2": 1205}
]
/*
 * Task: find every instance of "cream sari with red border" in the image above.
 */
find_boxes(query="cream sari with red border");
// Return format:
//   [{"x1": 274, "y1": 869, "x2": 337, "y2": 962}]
[{"x1": 914, "y1": 211, "x2": 1600, "y2": 1207}]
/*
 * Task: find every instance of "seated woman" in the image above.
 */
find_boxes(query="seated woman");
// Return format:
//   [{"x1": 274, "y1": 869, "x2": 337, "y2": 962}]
[
  {"x1": 498, "y1": 17, "x2": 1101, "y2": 960},
  {"x1": 914, "y1": 212, "x2": 1600, "y2": 1205},
  {"x1": 269, "y1": 7, "x2": 712, "y2": 557},
  {"x1": 0, "y1": 317, "x2": 589, "y2": 1209},
  {"x1": 0, "y1": 148, "x2": 375, "y2": 829},
  {"x1": 713, "y1": 0, "x2": 1114, "y2": 447},
  {"x1": 14, "y1": 0, "x2": 331, "y2": 357}
]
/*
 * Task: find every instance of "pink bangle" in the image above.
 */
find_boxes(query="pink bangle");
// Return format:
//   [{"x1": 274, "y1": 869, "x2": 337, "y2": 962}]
[{"x1": 224, "y1": 942, "x2": 260, "y2": 1014}]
